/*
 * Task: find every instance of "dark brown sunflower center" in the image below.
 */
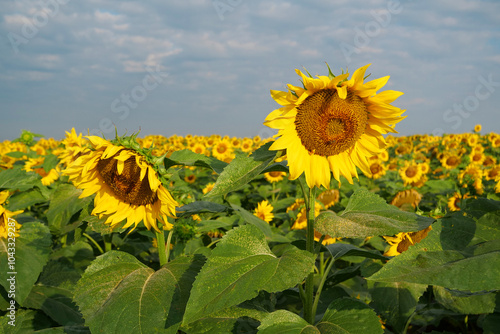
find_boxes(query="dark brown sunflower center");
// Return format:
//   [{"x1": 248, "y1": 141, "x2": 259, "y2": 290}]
[
  {"x1": 405, "y1": 166, "x2": 418, "y2": 178},
  {"x1": 96, "y1": 154, "x2": 158, "y2": 206},
  {"x1": 294, "y1": 89, "x2": 368, "y2": 156},
  {"x1": 446, "y1": 157, "x2": 459, "y2": 166},
  {"x1": 370, "y1": 164, "x2": 381, "y2": 174}
]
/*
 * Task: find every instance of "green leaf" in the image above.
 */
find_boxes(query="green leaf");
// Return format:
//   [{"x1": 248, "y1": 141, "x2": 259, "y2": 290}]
[
  {"x1": 462, "y1": 197, "x2": 500, "y2": 219},
  {"x1": 182, "y1": 224, "x2": 315, "y2": 325},
  {"x1": 433, "y1": 286, "x2": 497, "y2": 314},
  {"x1": 181, "y1": 305, "x2": 267, "y2": 334},
  {"x1": 316, "y1": 298, "x2": 384, "y2": 334},
  {"x1": 5, "y1": 188, "x2": 48, "y2": 211},
  {"x1": 42, "y1": 153, "x2": 59, "y2": 172},
  {"x1": 74, "y1": 251, "x2": 205, "y2": 334},
  {"x1": 164, "y1": 149, "x2": 227, "y2": 174},
  {"x1": 204, "y1": 142, "x2": 277, "y2": 198},
  {"x1": 0, "y1": 168, "x2": 44, "y2": 192},
  {"x1": 369, "y1": 282, "x2": 427, "y2": 333},
  {"x1": 315, "y1": 188, "x2": 434, "y2": 238},
  {"x1": 326, "y1": 243, "x2": 387, "y2": 261},
  {"x1": 231, "y1": 204, "x2": 272, "y2": 238},
  {"x1": 367, "y1": 220, "x2": 500, "y2": 292},
  {"x1": 176, "y1": 201, "x2": 232, "y2": 218},
  {"x1": 23, "y1": 285, "x2": 84, "y2": 326},
  {"x1": 196, "y1": 218, "x2": 235, "y2": 233},
  {"x1": 46, "y1": 183, "x2": 92, "y2": 234},
  {"x1": 258, "y1": 310, "x2": 320, "y2": 334},
  {"x1": 0, "y1": 221, "x2": 52, "y2": 305}
]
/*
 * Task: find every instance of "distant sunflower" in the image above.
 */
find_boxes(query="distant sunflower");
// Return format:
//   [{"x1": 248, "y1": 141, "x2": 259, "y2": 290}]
[
  {"x1": 317, "y1": 188, "x2": 340, "y2": 209},
  {"x1": 440, "y1": 153, "x2": 461, "y2": 169},
  {"x1": 0, "y1": 191, "x2": 23, "y2": 239},
  {"x1": 253, "y1": 200, "x2": 274, "y2": 223},
  {"x1": 64, "y1": 135, "x2": 178, "y2": 232},
  {"x1": 399, "y1": 161, "x2": 423, "y2": 186},
  {"x1": 474, "y1": 124, "x2": 482, "y2": 132},
  {"x1": 212, "y1": 139, "x2": 233, "y2": 161},
  {"x1": 391, "y1": 189, "x2": 422, "y2": 209},
  {"x1": 264, "y1": 171, "x2": 286, "y2": 183},
  {"x1": 447, "y1": 192, "x2": 470, "y2": 211},
  {"x1": 368, "y1": 160, "x2": 387, "y2": 179},
  {"x1": 383, "y1": 225, "x2": 432, "y2": 256},
  {"x1": 264, "y1": 64, "x2": 406, "y2": 188}
]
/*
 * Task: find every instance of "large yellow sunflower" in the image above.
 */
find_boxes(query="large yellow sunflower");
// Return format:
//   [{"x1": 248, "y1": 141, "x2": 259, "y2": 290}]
[
  {"x1": 64, "y1": 136, "x2": 178, "y2": 232},
  {"x1": 264, "y1": 64, "x2": 405, "y2": 188}
]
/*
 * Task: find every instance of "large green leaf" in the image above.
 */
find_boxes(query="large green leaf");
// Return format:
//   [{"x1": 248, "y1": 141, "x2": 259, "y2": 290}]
[
  {"x1": 231, "y1": 204, "x2": 272, "y2": 238},
  {"x1": 23, "y1": 285, "x2": 84, "y2": 326},
  {"x1": 326, "y1": 243, "x2": 387, "y2": 261},
  {"x1": 369, "y1": 282, "x2": 427, "y2": 333},
  {"x1": 5, "y1": 188, "x2": 48, "y2": 211},
  {"x1": 258, "y1": 310, "x2": 320, "y2": 334},
  {"x1": 433, "y1": 286, "x2": 497, "y2": 315},
  {"x1": 181, "y1": 305, "x2": 267, "y2": 334},
  {"x1": 367, "y1": 220, "x2": 500, "y2": 292},
  {"x1": 315, "y1": 188, "x2": 434, "y2": 238},
  {"x1": 0, "y1": 221, "x2": 52, "y2": 305},
  {"x1": 182, "y1": 224, "x2": 315, "y2": 324},
  {"x1": 204, "y1": 142, "x2": 277, "y2": 198},
  {"x1": 176, "y1": 201, "x2": 232, "y2": 218},
  {"x1": 0, "y1": 168, "x2": 45, "y2": 193},
  {"x1": 164, "y1": 149, "x2": 227, "y2": 174},
  {"x1": 46, "y1": 183, "x2": 92, "y2": 234},
  {"x1": 74, "y1": 251, "x2": 204, "y2": 334},
  {"x1": 316, "y1": 298, "x2": 384, "y2": 334}
]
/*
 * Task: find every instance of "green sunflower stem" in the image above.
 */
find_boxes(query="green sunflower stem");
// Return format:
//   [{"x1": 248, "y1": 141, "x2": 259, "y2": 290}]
[
  {"x1": 155, "y1": 229, "x2": 167, "y2": 267},
  {"x1": 303, "y1": 184, "x2": 317, "y2": 324}
]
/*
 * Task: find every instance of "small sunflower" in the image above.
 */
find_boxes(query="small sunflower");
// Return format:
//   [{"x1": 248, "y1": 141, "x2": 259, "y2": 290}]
[
  {"x1": 391, "y1": 189, "x2": 422, "y2": 209},
  {"x1": 184, "y1": 173, "x2": 196, "y2": 184},
  {"x1": 383, "y1": 225, "x2": 432, "y2": 256},
  {"x1": 212, "y1": 139, "x2": 234, "y2": 160},
  {"x1": 474, "y1": 124, "x2": 482, "y2": 132},
  {"x1": 317, "y1": 189, "x2": 340, "y2": 209},
  {"x1": 64, "y1": 135, "x2": 178, "y2": 232},
  {"x1": 0, "y1": 191, "x2": 23, "y2": 239},
  {"x1": 447, "y1": 192, "x2": 470, "y2": 211},
  {"x1": 368, "y1": 160, "x2": 387, "y2": 179},
  {"x1": 399, "y1": 161, "x2": 423, "y2": 186},
  {"x1": 264, "y1": 64, "x2": 406, "y2": 188},
  {"x1": 440, "y1": 153, "x2": 461, "y2": 169},
  {"x1": 202, "y1": 182, "x2": 215, "y2": 195},
  {"x1": 264, "y1": 171, "x2": 286, "y2": 183},
  {"x1": 253, "y1": 200, "x2": 274, "y2": 223}
]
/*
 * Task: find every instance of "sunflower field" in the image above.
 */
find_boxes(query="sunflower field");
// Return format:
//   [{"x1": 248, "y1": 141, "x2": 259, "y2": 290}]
[{"x1": 1, "y1": 66, "x2": 500, "y2": 334}]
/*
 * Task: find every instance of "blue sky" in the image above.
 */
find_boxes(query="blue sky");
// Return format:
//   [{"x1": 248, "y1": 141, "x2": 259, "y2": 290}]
[{"x1": 1, "y1": 0, "x2": 499, "y2": 141}]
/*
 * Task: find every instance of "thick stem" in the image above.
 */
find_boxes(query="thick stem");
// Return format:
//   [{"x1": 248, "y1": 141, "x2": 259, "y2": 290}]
[
  {"x1": 303, "y1": 185, "x2": 317, "y2": 324},
  {"x1": 155, "y1": 228, "x2": 167, "y2": 267}
]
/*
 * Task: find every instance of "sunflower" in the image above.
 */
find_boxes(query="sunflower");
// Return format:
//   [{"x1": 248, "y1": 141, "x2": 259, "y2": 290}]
[
  {"x1": 316, "y1": 188, "x2": 340, "y2": 209},
  {"x1": 0, "y1": 191, "x2": 23, "y2": 239},
  {"x1": 368, "y1": 160, "x2": 387, "y2": 179},
  {"x1": 391, "y1": 189, "x2": 422, "y2": 210},
  {"x1": 469, "y1": 151, "x2": 485, "y2": 165},
  {"x1": 399, "y1": 161, "x2": 423, "y2": 186},
  {"x1": 64, "y1": 135, "x2": 178, "y2": 232},
  {"x1": 474, "y1": 124, "x2": 482, "y2": 132},
  {"x1": 184, "y1": 173, "x2": 196, "y2": 184},
  {"x1": 264, "y1": 171, "x2": 286, "y2": 183},
  {"x1": 253, "y1": 200, "x2": 274, "y2": 223},
  {"x1": 485, "y1": 165, "x2": 500, "y2": 181},
  {"x1": 240, "y1": 139, "x2": 254, "y2": 153},
  {"x1": 212, "y1": 139, "x2": 234, "y2": 161},
  {"x1": 264, "y1": 64, "x2": 405, "y2": 188},
  {"x1": 440, "y1": 152, "x2": 461, "y2": 169},
  {"x1": 202, "y1": 182, "x2": 215, "y2": 195},
  {"x1": 383, "y1": 225, "x2": 432, "y2": 256},
  {"x1": 447, "y1": 192, "x2": 470, "y2": 211}
]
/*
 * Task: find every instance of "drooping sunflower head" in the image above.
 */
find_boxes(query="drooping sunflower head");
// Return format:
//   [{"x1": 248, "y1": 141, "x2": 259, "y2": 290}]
[
  {"x1": 264, "y1": 64, "x2": 406, "y2": 188},
  {"x1": 64, "y1": 134, "x2": 178, "y2": 232}
]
